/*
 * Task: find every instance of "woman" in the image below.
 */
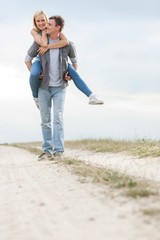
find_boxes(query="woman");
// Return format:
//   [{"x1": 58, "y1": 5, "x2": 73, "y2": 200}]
[{"x1": 26, "y1": 10, "x2": 103, "y2": 108}]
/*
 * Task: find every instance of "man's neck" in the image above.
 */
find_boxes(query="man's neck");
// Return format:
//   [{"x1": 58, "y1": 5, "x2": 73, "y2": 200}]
[{"x1": 49, "y1": 32, "x2": 60, "y2": 40}]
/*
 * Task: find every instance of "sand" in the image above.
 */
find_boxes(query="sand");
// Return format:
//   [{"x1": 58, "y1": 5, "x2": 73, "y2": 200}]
[{"x1": 0, "y1": 145, "x2": 160, "y2": 240}]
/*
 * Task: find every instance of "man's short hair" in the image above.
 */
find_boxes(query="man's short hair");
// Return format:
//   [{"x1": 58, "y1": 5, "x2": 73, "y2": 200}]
[{"x1": 49, "y1": 15, "x2": 65, "y2": 32}]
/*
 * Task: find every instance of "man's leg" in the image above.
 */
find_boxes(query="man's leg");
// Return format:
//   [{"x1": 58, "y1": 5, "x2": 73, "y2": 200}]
[
  {"x1": 51, "y1": 87, "x2": 66, "y2": 154},
  {"x1": 38, "y1": 88, "x2": 53, "y2": 155}
]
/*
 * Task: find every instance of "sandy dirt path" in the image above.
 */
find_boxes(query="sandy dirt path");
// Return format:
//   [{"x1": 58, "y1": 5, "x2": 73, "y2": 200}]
[{"x1": 0, "y1": 146, "x2": 160, "y2": 240}]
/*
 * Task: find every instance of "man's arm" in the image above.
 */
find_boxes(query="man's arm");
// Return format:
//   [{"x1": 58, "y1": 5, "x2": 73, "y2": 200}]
[
  {"x1": 25, "y1": 60, "x2": 32, "y2": 71},
  {"x1": 24, "y1": 41, "x2": 39, "y2": 71},
  {"x1": 26, "y1": 41, "x2": 39, "y2": 59},
  {"x1": 69, "y1": 42, "x2": 78, "y2": 69},
  {"x1": 72, "y1": 63, "x2": 78, "y2": 70},
  {"x1": 64, "y1": 63, "x2": 78, "y2": 81},
  {"x1": 64, "y1": 41, "x2": 78, "y2": 80}
]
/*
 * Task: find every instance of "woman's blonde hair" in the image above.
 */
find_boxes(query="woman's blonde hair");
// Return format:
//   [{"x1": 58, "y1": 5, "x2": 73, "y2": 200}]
[{"x1": 33, "y1": 10, "x2": 48, "y2": 32}]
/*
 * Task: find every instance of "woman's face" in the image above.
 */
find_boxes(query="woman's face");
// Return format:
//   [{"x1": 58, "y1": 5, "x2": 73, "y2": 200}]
[{"x1": 35, "y1": 14, "x2": 47, "y2": 30}]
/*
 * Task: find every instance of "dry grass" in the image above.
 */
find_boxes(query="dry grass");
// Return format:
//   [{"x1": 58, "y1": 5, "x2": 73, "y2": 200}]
[
  {"x1": 65, "y1": 139, "x2": 160, "y2": 158},
  {"x1": 142, "y1": 208, "x2": 160, "y2": 217},
  {"x1": 10, "y1": 142, "x2": 42, "y2": 155},
  {"x1": 5, "y1": 139, "x2": 159, "y2": 199},
  {"x1": 63, "y1": 157, "x2": 137, "y2": 188},
  {"x1": 61, "y1": 157, "x2": 157, "y2": 199},
  {"x1": 5, "y1": 138, "x2": 160, "y2": 158}
]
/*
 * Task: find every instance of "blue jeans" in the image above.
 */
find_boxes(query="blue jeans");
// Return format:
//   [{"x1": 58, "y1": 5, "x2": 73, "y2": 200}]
[
  {"x1": 68, "y1": 63, "x2": 92, "y2": 97},
  {"x1": 38, "y1": 86, "x2": 66, "y2": 154},
  {"x1": 30, "y1": 58, "x2": 41, "y2": 98},
  {"x1": 29, "y1": 60, "x2": 92, "y2": 98}
]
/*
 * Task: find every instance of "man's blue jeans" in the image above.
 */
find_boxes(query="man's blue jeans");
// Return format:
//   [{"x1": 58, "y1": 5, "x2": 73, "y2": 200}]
[
  {"x1": 29, "y1": 61, "x2": 92, "y2": 98},
  {"x1": 38, "y1": 86, "x2": 66, "y2": 154}
]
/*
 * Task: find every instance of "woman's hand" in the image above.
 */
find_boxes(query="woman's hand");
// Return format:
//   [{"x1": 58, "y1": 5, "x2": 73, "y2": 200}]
[{"x1": 37, "y1": 45, "x2": 48, "y2": 55}]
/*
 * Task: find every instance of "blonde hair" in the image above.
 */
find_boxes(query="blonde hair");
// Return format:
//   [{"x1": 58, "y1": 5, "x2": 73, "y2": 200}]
[{"x1": 33, "y1": 10, "x2": 48, "y2": 32}]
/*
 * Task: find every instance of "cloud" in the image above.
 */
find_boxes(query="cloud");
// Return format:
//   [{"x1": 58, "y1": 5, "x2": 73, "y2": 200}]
[{"x1": 0, "y1": 1, "x2": 160, "y2": 143}]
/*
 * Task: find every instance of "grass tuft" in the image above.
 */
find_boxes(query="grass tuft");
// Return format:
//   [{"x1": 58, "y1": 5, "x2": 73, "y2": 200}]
[
  {"x1": 142, "y1": 208, "x2": 160, "y2": 217},
  {"x1": 126, "y1": 188, "x2": 157, "y2": 198},
  {"x1": 62, "y1": 157, "x2": 155, "y2": 198}
]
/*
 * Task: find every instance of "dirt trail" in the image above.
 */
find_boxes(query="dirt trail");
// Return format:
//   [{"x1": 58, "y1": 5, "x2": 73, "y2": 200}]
[{"x1": 0, "y1": 146, "x2": 160, "y2": 240}]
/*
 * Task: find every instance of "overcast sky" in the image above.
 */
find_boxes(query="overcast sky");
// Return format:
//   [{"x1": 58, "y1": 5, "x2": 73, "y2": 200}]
[{"x1": 0, "y1": 0, "x2": 160, "y2": 143}]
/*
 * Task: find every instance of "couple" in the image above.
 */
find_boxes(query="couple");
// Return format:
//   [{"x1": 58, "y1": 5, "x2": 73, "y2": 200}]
[{"x1": 25, "y1": 11, "x2": 103, "y2": 161}]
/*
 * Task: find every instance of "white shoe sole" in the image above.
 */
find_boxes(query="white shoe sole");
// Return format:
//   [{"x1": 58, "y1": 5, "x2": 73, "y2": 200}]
[{"x1": 89, "y1": 100, "x2": 104, "y2": 105}]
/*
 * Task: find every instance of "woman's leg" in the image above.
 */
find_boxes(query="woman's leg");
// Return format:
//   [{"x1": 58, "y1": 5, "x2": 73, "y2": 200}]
[
  {"x1": 68, "y1": 63, "x2": 92, "y2": 97},
  {"x1": 29, "y1": 59, "x2": 41, "y2": 98},
  {"x1": 67, "y1": 63, "x2": 104, "y2": 104}
]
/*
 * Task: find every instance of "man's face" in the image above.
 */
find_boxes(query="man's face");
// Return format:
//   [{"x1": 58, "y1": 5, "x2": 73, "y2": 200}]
[{"x1": 46, "y1": 19, "x2": 60, "y2": 35}]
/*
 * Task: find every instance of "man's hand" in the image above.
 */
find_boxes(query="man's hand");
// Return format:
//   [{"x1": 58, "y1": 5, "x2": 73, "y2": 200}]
[
  {"x1": 64, "y1": 72, "x2": 72, "y2": 81},
  {"x1": 39, "y1": 72, "x2": 43, "y2": 80},
  {"x1": 37, "y1": 45, "x2": 48, "y2": 55}
]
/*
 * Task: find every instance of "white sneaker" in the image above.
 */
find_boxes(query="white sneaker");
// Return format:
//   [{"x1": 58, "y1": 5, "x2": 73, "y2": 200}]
[
  {"x1": 33, "y1": 98, "x2": 39, "y2": 109},
  {"x1": 89, "y1": 93, "x2": 104, "y2": 105}
]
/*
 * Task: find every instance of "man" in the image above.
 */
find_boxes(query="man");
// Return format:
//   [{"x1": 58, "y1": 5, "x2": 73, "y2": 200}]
[{"x1": 25, "y1": 15, "x2": 77, "y2": 160}]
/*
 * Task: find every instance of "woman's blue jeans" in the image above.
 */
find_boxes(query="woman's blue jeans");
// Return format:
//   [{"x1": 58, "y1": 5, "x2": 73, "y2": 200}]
[
  {"x1": 29, "y1": 59, "x2": 41, "y2": 98},
  {"x1": 68, "y1": 63, "x2": 92, "y2": 97},
  {"x1": 29, "y1": 61, "x2": 92, "y2": 98}
]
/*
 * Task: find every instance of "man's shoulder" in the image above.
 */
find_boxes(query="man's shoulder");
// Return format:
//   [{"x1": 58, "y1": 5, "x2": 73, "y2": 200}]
[
  {"x1": 62, "y1": 41, "x2": 75, "y2": 53},
  {"x1": 69, "y1": 41, "x2": 75, "y2": 46},
  {"x1": 27, "y1": 41, "x2": 39, "y2": 58},
  {"x1": 28, "y1": 41, "x2": 39, "y2": 51},
  {"x1": 63, "y1": 41, "x2": 75, "y2": 48}
]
